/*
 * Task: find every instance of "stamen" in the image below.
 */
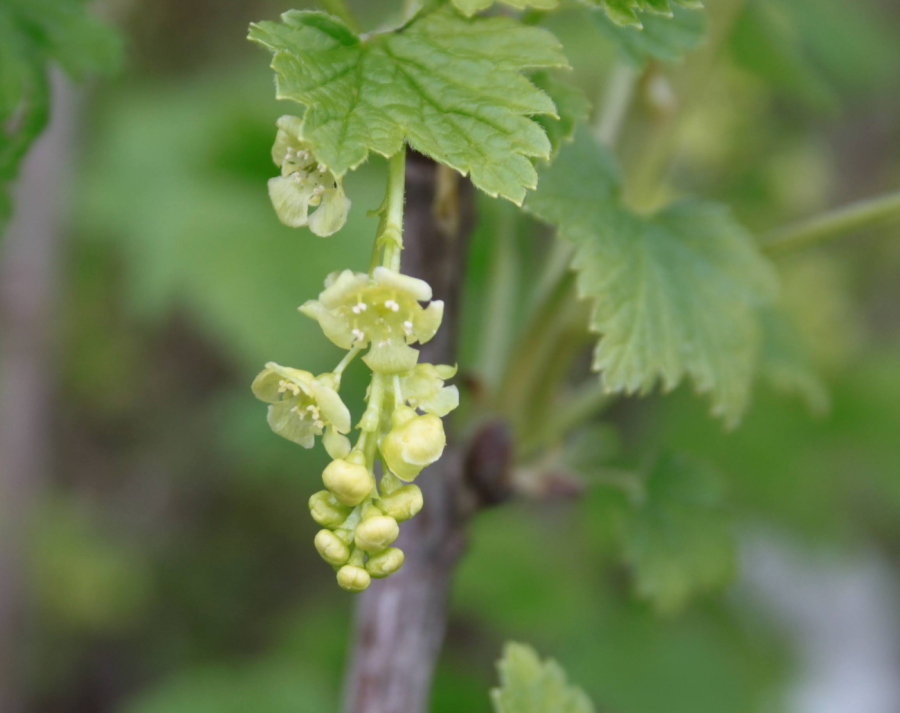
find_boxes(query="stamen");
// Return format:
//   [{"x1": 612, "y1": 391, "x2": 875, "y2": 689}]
[
  {"x1": 312, "y1": 185, "x2": 325, "y2": 196},
  {"x1": 384, "y1": 299, "x2": 400, "y2": 312},
  {"x1": 352, "y1": 328, "x2": 366, "y2": 342},
  {"x1": 403, "y1": 320, "x2": 413, "y2": 335},
  {"x1": 314, "y1": 420, "x2": 324, "y2": 429},
  {"x1": 278, "y1": 379, "x2": 289, "y2": 393}
]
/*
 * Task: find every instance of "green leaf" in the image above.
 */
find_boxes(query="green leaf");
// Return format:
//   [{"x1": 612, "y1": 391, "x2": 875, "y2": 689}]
[
  {"x1": 491, "y1": 642, "x2": 595, "y2": 713},
  {"x1": 621, "y1": 451, "x2": 735, "y2": 613},
  {"x1": 0, "y1": 0, "x2": 121, "y2": 231},
  {"x1": 758, "y1": 306, "x2": 829, "y2": 415},
  {"x1": 526, "y1": 130, "x2": 777, "y2": 426},
  {"x1": 592, "y1": 4, "x2": 707, "y2": 65},
  {"x1": 583, "y1": 0, "x2": 704, "y2": 29},
  {"x1": 248, "y1": 6, "x2": 568, "y2": 205},
  {"x1": 452, "y1": 0, "x2": 560, "y2": 17},
  {"x1": 530, "y1": 72, "x2": 590, "y2": 156}
]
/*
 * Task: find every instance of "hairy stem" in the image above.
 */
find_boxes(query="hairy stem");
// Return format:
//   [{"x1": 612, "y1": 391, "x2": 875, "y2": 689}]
[
  {"x1": 370, "y1": 146, "x2": 407, "y2": 273},
  {"x1": 760, "y1": 189, "x2": 900, "y2": 255}
]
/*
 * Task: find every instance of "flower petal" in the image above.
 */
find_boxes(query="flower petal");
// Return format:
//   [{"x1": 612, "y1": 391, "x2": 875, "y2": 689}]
[
  {"x1": 251, "y1": 367, "x2": 282, "y2": 403},
  {"x1": 417, "y1": 385, "x2": 459, "y2": 417},
  {"x1": 414, "y1": 300, "x2": 444, "y2": 344},
  {"x1": 271, "y1": 115, "x2": 305, "y2": 166},
  {"x1": 309, "y1": 379, "x2": 352, "y2": 433},
  {"x1": 363, "y1": 341, "x2": 419, "y2": 374},
  {"x1": 268, "y1": 176, "x2": 314, "y2": 228},
  {"x1": 435, "y1": 364, "x2": 458, "y2": 379},
  {"x1": 372, "y1": 266, "x2": 432, "y2": 302},
  {"x1": 318, "y1": 269, "x2": 368, "y2": 308},
  {"x1": 264, "y1": 362, "x2": 315, "y2": 391},
  {"x1": 323, "y1": 426, "x2": 352, "y2": 460},
  {"x1": 267, "y1": 401, "x2": 316, "y2": 448},
  {"x1": 299, "y1": 300, "x2": 354, "y2": 349},
  {"x1": 309, "y1": 187, "x2": 351, "y2": 237}
]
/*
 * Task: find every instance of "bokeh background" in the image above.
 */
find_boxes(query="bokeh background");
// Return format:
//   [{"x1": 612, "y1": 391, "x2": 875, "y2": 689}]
[{"x1": 2, "y1": 0, "x2": 900, "y2": 711}]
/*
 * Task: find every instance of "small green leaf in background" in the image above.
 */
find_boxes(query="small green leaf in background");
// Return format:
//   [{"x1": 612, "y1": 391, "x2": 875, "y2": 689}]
[
  {"x1": 248, "y1": 5, "x2": 568, "y2": 205},
  {"x1": 492, "y1": 642, "x2": 595, "y2": 713},
  {"x1": 526, "y1": 129, "x2": 777, "y2": 426},
  {"x1": 757, "y1": 306, "x2": 829, "y2": 415},
  {"x1": 620, "y1": 451, "x2": 735, "y2": 613},
  {"x1": 530, "y1": 72, "x2": 590, "y2": 157},
  {"x1": 592, "y1": 4, "x2": 707, "y2": 66},
  {"x1": 0, "y1": 0, "x2": 122, "y2": 230},
  {"x1": 453, "y1": 0, "x2": 560, "y2": 17},
  {"x1": 583, "y1": 0, "x2": 704, "y2": 29}
]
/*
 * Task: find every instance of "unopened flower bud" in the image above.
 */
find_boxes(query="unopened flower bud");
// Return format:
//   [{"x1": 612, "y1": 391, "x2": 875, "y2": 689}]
[
  {"x1": 308, "y1": 490, "x2": 353, "y2": 528},
  {"x1": 382, "y1": 407, "x2": 446, "y2": 481},
  {"x1": 322, "y1": 452, "x2": 374, "y2": 506},
  {"x1": 366, "y1": 547, "x2": 405, "y2": 578},
  {"x1": 314, "y1": 529, "x2": 350, "y2": 565},
  {"x1": 354, "y1": 515, "x2": 400, "y2": 553},
  {"x1": 379, "y1": 484, "x2": 423, "y2": 522},
  {"x1": 336, "y1": 564, "x2": 371, "y2": 592}
]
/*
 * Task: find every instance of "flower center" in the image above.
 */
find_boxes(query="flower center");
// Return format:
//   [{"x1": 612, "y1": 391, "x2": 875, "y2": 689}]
[
  {"x1": 277, "y1": 380, "x2": 325, "y2": 430},
  {"x1": 342, "y1": 290, "x2": 416, "y2": 346}
]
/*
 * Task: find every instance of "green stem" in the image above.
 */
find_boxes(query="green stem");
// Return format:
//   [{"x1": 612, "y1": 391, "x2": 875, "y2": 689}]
[
  {"x1": 520, "y1": 380, "x2": 612, "y2": 460},
  {"x1": 318, "y1": 0, "x2": 361, "y2": 33},
  {"x1": 496, "y1": 270, "x2": 575, "y2": 416},
  {"x1": 380, "y1": 146, "x2": 407, "y2": 272},
  {"x1": 760, "y1": 190, "x2": 900, "y2": 255},
  {"x1": 478, "y1": 203, "x2": 519, "y2": 392},
  {"x1": 623, "y1": 0, "x2": 748, "y2": 209},
  {"x1": 333, "y1": 345, "x2": 362, "y2": 383},
  {"x1": 594, "y1": 62, "x2": 638, "y2": 147}
]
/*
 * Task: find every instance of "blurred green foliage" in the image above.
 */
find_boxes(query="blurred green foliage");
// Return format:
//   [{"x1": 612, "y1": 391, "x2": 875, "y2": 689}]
[
  {"x1": 0, "y1": 0, "x2": 121, "y2": 229},
  {"x1": 13, "y1": 0, "x2": 900, "y2": 711}
]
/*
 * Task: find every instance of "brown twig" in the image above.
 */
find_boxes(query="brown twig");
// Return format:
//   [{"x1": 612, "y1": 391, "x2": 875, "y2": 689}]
[{"x1": 342, "y1": 153, "x2": 509, "y2": 713}]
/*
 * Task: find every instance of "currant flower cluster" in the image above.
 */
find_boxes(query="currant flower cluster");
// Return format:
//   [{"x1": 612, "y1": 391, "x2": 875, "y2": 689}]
[{"x1": 254, "y1": 131, "x2": 457, "y2": 591}]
